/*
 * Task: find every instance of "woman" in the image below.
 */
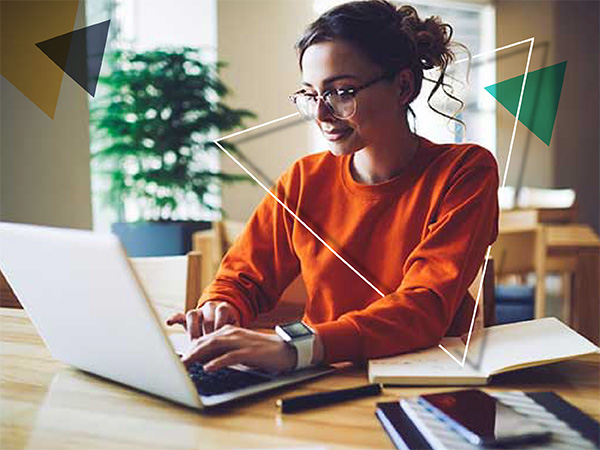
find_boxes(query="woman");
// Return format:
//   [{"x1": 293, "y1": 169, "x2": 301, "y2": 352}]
[{"x1": 167, "y1": 0, "x2": 498, "y2": 374}]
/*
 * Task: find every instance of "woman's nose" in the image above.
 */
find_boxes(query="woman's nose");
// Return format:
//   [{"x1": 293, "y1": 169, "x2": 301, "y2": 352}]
[{"x1": 315, "y1": 97, "x2": 333, "y2": 122}]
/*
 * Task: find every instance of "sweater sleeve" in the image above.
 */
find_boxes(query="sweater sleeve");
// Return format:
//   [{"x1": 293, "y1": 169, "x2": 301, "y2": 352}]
[
  {"x1": 196, "y1": 171, "x2": 301, "y2": 326},
  {"x1": 313, "y1": 159, "x2": 500, "y2": 364}
]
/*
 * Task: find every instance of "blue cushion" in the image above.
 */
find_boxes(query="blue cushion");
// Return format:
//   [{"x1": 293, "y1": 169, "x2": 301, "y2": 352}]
[
  {"x1": 495, "y1": 285, "x2": 535, "y2": 303},
  {"x1": 495, "y1": 285, "x2": 535, "y2": 324}
]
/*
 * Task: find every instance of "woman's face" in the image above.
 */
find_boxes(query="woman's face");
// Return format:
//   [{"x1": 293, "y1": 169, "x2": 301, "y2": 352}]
[{"x1": 300, "y1": 39, "x2": 411, "y2": 157}]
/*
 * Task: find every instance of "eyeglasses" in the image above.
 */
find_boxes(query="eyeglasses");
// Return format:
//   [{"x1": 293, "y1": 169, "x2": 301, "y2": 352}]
[{"x1": 289, "y1": 73, "x2": 393, "y2": 121}]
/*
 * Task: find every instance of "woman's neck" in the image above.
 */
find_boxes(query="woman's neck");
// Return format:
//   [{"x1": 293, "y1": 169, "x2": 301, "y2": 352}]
[{"x1": 351, "y1": 128, "x2": 421, "y2": 185}]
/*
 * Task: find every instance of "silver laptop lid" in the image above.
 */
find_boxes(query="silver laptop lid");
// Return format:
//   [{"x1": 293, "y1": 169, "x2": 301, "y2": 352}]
[{"x1": 0, "y1": 222, "x2": 202, "y2": 409}]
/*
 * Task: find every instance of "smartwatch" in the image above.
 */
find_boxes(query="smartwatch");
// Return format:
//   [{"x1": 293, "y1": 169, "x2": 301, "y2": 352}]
[{"x1": 275, "y1": 321, "x2": 315, "y2": 370}]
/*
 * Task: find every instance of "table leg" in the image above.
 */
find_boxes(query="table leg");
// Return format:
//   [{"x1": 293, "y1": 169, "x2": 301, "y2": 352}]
[
  {"x1": 535, "y1": 227, "x2": 547, "y2": 319},
  {"x1": 572, "y1": 250, "x2": 600, "y2": 344},
  {"x1": 561, "y1": 272, "x2": 572, "y2": 324}
]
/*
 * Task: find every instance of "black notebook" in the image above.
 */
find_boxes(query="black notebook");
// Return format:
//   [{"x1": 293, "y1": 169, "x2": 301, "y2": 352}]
[{"x1": 376, "y1": 391, "x2": 600, "y2": 450}]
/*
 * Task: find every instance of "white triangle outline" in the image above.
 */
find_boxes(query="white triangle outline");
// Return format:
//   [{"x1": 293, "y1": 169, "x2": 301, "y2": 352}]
[{"x1": 213, "y1": 37, "x2": 536, "y2": 367}]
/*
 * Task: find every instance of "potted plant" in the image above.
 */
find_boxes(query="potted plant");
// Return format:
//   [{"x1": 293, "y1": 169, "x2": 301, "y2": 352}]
[{"x1": 90, "y1": 47, "x2": 255, "y2": 256}]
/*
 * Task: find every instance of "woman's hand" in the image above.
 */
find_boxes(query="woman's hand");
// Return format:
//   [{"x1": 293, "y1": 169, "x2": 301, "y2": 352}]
[
  {"x1": 166, "y1": 301, "x2": 241, "y2": 339},
  {"x1": 180, "y1": 325, "x2": 298, "y2": 374}
]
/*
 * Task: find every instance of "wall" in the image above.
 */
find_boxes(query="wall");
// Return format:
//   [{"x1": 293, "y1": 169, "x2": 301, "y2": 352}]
[
  {"x1": 552, "y1": 0, "x2": 599, "y2": 233},
  {"x1": 217, "y1": 0, "x2": 315, "y2": 222},
  {"x1": 0, "y1": 2, "x2": 92, "y2": 230},
  {"x1": 495, "y1": 0, "x2": 556, "y2": 189},
  {"x1": 495, "y1": 0, "x2": 599, "y2": 232}
]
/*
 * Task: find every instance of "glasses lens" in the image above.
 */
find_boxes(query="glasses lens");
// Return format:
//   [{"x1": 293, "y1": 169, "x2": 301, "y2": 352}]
[
  {"x1": 292, "y1": 92, "x2": 356, "y2": 120},
  {"x1": 294, "y1": 95, "x2": 317, "y2": 120},
  {"x1": 328, "y1": 92, "x2": 356, "y2": 119}
]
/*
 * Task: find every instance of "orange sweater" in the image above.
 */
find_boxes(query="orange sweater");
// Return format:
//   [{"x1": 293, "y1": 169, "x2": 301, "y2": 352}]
[{"x1": 198, "y1": 136, "x2": 499, "y2": 364}]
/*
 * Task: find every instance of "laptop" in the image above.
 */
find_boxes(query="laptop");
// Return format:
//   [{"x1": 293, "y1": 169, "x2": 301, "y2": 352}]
[{"x1": 0, "y1": 222, "x2": 333, "y2": 409}]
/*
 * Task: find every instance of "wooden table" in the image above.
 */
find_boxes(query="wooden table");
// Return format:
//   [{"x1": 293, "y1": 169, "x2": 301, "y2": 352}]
[{"x1": 1, "y1": 308, "x2": 599, "y2": 450}]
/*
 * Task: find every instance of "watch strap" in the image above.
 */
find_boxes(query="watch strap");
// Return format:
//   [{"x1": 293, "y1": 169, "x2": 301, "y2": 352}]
[
  {"x1": 294, "y1": 336, "x2": 314, "y2": 370},
  {"x1": 275, "y1": 322, "x2": 315, "y2": 371}
]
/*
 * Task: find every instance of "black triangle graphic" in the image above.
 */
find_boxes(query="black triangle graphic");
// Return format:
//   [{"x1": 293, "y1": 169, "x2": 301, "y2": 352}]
[{"x1": 36, "y1": 20, "x2": 110, "y2": 97}]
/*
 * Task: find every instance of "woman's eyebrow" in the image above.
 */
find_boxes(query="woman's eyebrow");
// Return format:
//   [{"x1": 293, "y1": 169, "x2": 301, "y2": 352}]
[{"x1": 302, "y1": 74, "x2": 359, "y2": 88}]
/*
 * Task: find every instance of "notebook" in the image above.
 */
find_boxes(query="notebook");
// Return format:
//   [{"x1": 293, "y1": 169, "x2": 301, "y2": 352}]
[
  {"x1": 369, "y1": 318, "x2": 599, "y2": 385},
  {"x1": 376, "y1": 391, "x2": 600, "y2": 450}
]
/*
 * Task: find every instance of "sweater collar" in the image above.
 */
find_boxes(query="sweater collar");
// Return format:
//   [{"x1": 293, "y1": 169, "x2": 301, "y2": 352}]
[{"x1": 340, "y1": 135, "x2": 438, "y2": 198}]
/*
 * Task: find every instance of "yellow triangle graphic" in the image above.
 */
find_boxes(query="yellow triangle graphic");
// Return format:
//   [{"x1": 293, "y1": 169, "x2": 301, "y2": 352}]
[{"x1": 0, "y1": 1, "x2": 80, "y2": 119}]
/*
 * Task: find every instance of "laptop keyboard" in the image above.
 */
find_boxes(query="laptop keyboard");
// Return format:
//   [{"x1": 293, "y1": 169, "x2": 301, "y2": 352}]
[{"x1": 187, "y1": 362, "x2": 271, "y2": 396}]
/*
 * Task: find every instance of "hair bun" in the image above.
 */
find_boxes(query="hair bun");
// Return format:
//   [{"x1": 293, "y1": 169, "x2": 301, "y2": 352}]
[{"x1": 396, "y1": 4, "x2": 453, "y2": 70}]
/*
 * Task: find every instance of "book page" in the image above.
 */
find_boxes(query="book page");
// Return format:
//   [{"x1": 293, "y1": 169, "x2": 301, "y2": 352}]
[
  {"x1": 471, "y1": 317, "x2": 600, "y2": 376},
  {"x1": 369, "y1": 318, "x2": 599, "y2": 384},
  {"x1": 369, "y1": 337, "x2": 487, "y2": 384}
]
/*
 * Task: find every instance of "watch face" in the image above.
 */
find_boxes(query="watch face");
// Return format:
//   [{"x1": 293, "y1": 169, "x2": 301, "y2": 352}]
[{"x1": 281, "y1": 322, "x2": 313, "y2": 338}]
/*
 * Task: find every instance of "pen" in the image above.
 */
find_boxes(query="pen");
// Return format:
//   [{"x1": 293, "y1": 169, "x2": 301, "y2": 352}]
[{"x1": 276, "y1": 383, "x2": 382, "y2": 413}]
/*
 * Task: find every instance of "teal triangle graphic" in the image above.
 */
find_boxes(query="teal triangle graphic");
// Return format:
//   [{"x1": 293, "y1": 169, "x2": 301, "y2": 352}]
[
  {"x1": 36, "y1": 20, "x2": 110, "y2": 97},
  {"x1": 485, "y1": 61, "x2": 567, "y2": 146}
]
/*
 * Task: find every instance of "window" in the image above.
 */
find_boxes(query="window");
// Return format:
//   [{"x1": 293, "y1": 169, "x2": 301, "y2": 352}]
[{"x1": 86, "y1": 0, "x2": 219, "y2": 231}]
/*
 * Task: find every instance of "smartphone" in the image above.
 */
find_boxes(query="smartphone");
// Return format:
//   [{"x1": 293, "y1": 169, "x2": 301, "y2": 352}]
[{"x1": 418, "y1": 389, "x2": 552, "y2": 447}]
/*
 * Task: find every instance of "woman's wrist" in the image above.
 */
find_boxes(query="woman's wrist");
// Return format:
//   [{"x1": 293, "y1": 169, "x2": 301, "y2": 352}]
[{"x1": 274, "y1": 336, "x2": 300, "y2": 372}]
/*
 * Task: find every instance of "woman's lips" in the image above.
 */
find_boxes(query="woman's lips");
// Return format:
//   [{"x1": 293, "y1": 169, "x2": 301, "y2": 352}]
[{"x1": 322, "y1": 128, "x2": 353, "y2": 142}]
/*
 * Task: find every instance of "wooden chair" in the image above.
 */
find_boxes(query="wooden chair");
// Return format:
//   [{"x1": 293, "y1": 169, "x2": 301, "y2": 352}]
[
  {"x1": 491, "y1": 223, "x2": 600, "y2": 343},
  {"x1": 128, "y1": 251, "x2": 203, "y2": 320},
  {"x1": 192, "y1": 220, "x2": 246, "y2": 288},
  {"x1": 193, "y1": 221, "x2": 495, "y2": 330}
]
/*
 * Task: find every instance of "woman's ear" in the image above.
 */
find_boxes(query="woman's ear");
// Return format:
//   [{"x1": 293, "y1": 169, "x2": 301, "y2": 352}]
[{"x1": 394, "y1": 68, "x2": 415, "y2": 106}]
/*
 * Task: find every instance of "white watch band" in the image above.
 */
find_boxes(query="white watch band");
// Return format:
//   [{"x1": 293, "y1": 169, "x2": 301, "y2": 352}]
[
  {"x1": 293, "y1": 336, "x2": 314, "y2": 370},
  {"x1": 275, "y1": 322, "x2": 315, "y2": 371}
]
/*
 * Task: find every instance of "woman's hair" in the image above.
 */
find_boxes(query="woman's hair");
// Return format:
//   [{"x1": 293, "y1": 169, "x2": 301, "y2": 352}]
[{"x1": 296, "y1": 0, "x2": 469, "y2": 131}]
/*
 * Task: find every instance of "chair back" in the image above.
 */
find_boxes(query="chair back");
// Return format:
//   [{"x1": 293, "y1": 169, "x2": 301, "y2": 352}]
[
  {"x1": 192, "y1": 220, "x2": 247, "y2": 291},
  {"x1": 129, "y1": 251, "x2": 202, "y2": 316}
]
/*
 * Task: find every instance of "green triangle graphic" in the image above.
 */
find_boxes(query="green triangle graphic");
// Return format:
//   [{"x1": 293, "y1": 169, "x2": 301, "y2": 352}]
[{"x1": 485, "y1": 61, "x2": 567, "y2": 146}]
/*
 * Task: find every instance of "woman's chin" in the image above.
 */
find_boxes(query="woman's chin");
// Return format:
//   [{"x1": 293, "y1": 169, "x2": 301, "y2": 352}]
[{"x1": 326, "y1": 133, "x2": 360, "y2": 157}]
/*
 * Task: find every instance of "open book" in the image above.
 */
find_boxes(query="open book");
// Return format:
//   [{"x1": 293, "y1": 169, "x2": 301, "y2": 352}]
[{"x1": 369, "y1": 317, "x2": 599, "y2": 385}]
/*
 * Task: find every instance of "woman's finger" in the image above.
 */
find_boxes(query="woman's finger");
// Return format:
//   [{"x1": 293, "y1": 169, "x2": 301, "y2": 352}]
[
  {"x1": 214, "y1": 303, "x2": 236, "y2": 330},
  {"x1": 165, "y1": 312, "x2": 186, "y2": 328},
  {"x1": 201, "y1": 304, "x2": 216, "y2": 335},
  {"x1": 181, "y1": 334, "x2": 237, "y2": 367},
  {"x1": 203, "y1": 349, "x2": 248, "y2": 372},
  {"x1": 186, "y1": 309, "x2": 202, "y2": 340},
  {"x1": 179, "y1": 326, "x2": 297, "y2": 373}
]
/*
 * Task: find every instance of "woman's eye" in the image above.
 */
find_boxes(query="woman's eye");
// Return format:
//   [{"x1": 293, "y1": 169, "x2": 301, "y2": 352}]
[
  {"x1": 336, "y1": 87, "x2": 354, "y2": 95},
  {"x1": 335, "y1": 89, "x2": 354, "y2": 99}
]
